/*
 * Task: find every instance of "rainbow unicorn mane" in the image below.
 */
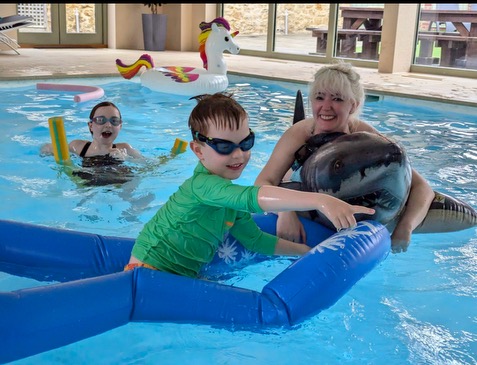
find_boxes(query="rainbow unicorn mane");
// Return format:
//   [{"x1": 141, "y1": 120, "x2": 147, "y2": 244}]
[
  {"x1": 116, "y1": 54, "x2": 155, "y2": 80},
  {"x1": 198, "y1": 17, "x2": 231, "y2": 70}
]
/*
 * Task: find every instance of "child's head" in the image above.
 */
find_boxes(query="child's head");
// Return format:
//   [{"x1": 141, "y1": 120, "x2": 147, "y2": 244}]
[
  {"x1": 188, "y1": 93, "x2": 247, "y2": 135},
  {"x1": 188, "y1": 93, "x2": 254, "y2": 180},
  {"x1": 87, "y1": 101, "x2": 122, "y2": 139}
]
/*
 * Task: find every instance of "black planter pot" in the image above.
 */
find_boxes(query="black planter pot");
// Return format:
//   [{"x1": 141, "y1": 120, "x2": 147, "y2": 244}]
[{"x1": 142, "y1": 14, "x2": 167, "y2": 51}]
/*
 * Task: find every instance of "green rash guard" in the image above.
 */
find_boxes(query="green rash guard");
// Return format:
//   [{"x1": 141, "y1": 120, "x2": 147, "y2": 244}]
[{"x1": 131, "y1": 162, "x2": 278, "y2": 277}]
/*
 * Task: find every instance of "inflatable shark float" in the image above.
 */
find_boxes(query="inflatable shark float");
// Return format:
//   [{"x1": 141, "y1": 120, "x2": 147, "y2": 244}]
[{"x1": 281, "y1": 91, "x2": 477, "y2": 233}]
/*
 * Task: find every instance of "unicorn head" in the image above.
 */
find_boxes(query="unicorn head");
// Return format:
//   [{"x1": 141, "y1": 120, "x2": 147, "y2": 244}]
[{"x1": 198, "y1": 17, "x2": 240, "y2": 73}]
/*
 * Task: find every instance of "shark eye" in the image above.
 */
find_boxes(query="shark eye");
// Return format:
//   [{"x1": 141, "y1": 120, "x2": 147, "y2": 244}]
[{"x1": 333, "y1": 160, "x2": 344, "y2": 171}]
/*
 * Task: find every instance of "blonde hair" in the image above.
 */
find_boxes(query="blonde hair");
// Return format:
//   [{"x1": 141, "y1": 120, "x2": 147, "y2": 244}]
[{"x1": 308, "y1": 62, "x2": 364, "y2": 121}]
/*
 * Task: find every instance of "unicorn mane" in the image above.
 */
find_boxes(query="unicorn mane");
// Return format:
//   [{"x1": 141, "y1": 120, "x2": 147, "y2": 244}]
[{"x1": 198, "y1": 17, "x2": 231, "y2": 70}]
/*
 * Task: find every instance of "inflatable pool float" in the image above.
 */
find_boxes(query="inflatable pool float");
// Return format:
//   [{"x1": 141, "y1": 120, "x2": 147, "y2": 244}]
[
  {"x1": 47, "y1": 116, "x2": 71, "y2": 165},
  {"x1": 116, "y1": 17, "x2": 240, "y2": 96},
  {"x1": 279, "y1": 131, "x2": 477, "y2": 233},
  {"x1": 0, "y1": 215, "x2": 390, "y2": 363},
  {"x1": 282, "y1": 92, "x2": 477, "y2": 234},
  {"x1": 36, "y1": 83, "x2": 104, "y2": 103}
]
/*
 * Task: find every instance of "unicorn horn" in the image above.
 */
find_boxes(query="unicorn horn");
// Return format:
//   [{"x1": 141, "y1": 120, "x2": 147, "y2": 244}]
[{"x1": 231, "y1": 31, "x2": 239, "y2": 38}]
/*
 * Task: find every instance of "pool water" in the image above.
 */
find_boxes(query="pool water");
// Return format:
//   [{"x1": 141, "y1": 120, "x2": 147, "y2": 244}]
[{"x1": 1, "y1": 75, "x2": 476, "y2": 365}]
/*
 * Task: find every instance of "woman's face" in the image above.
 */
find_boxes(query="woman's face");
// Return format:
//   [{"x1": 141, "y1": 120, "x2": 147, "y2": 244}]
[
  {"x1": 190, "y1": 118, "x2": 252, "y2": 181},
  {"x1": 88, "y1": 105, "x2": 122, "y2": 144},
  {"x1": 310, "y1": 91, "x2": 357, "y2": 133}
]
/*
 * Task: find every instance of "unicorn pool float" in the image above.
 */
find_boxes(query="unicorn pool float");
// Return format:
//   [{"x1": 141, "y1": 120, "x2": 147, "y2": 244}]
[{"x1": 116, "y1": 17, "x2": 240, "y2": 97}]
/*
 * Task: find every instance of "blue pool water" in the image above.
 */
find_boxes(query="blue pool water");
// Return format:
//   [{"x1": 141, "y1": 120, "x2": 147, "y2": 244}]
[{"x1": 0, "y1": 75, "x2": 476, "y2": 364}]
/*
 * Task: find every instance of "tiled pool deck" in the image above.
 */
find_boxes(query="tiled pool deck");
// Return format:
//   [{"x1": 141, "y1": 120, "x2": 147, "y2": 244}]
[{"x1": 0, "y1": 48, "x2": 476, "y2": 107}]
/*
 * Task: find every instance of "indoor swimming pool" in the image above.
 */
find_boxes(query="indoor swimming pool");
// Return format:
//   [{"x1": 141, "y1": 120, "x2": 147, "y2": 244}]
[{"x1": 0, "y1": 75, "x2": 476, "y2": 364}]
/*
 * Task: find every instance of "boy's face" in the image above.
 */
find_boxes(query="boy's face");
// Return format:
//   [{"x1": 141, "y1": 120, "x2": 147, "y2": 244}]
[{"x1": 191, "y1": 118, "x2": 252, "y2": 180}]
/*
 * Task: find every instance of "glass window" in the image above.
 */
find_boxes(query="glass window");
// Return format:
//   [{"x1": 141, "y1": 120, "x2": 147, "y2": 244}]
[
  {"x1": 223, "y1": 4, "x2": 269, "y2": 51},
  {"x1": 415, "y1": 3, "x2": 477, "y2": 70},
  {"x1": 65, "y1": 4, "x2": 96, "y2": 34},
  {"x1": 223, "y1": 4, "x2": 330, "y2": 56},
  {"x1": 274, "y1": 4, "x2": 329, "y2": 56},
  {"x1": 337, "y1": 4, "x2": 384, "y2": 61},
  {"x1": 17, "y1": 3, "x2": 51, "y2": 33}
]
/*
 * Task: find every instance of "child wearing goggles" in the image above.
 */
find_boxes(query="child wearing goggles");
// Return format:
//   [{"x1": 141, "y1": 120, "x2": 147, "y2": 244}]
[
  {"x1": 40, "y1": 101, "x2": 142, "y2": 161},
  {"x1": 126, "y1": 93, "x2": 375, "y2": 277}
]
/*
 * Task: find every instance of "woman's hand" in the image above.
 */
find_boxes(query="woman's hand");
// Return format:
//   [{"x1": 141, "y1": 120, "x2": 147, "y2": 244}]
[
  {"x1": 390, "y1": 222, "x2": 412, "y2": 253},
  {"x1": 276, "y1": 211, "x2": 307, "y2": 243}
]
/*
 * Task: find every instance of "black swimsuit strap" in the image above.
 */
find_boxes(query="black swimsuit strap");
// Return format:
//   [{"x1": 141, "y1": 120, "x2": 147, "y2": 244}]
[
  {"x1": 79, "y1": 142, "x2": 117, "y2": 157},
  {"x1": 79, "y1": 141, "x2": 91, "y2": 157}
]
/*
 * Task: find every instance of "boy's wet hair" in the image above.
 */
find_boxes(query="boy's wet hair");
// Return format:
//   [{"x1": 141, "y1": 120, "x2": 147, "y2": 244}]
[{"x1": 188, "y1": 93, "x2": 248, "y2": 136}]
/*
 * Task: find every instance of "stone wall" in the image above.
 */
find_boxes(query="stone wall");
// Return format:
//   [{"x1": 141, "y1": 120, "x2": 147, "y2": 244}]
[
  {"x1": 64, "y1": 4, "x2": 331, "y2": 35},
  {"x1": 224, "y1": 4, "x2": 330, "y2": 35},
  {"x1": 65, "y1": 4, "x2": 96, "y2": 33}
]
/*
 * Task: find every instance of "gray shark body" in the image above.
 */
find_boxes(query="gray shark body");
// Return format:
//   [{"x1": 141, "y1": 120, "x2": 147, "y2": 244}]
[
  {"x1": 280, "y1": 132, "x2": 412, "y2": 229},
  {"x1": 280, "y1": 131, "x2": 477, "y2": 233}
]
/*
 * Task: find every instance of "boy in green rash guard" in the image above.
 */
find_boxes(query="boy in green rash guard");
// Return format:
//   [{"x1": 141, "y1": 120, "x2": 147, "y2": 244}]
[{"x1": 126, "y1": 93, "x2": 375, "y2": 278}]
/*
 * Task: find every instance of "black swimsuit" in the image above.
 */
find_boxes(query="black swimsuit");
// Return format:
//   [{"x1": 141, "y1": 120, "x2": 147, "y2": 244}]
[
  {"x1": 79, "y1": 141, "x2": 117, "y2": 158},
  {"x1": 73, "y1": 142, "x2": 133, "y2": 186}
]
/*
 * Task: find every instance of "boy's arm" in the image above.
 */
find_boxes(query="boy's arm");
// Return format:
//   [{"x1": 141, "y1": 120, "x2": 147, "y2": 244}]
[{"x1": 257, "y1": 185, "x2": 375, "y2": 231}]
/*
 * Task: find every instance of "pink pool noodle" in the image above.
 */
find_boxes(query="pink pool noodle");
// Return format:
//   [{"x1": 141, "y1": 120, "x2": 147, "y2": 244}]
[{"x1": 36, "y1": 83, "x2": 104, "y2": 103}]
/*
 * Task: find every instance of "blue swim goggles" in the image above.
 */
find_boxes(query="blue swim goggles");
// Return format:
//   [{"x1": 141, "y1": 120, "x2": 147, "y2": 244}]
[
  {"x1": 192, "y1": 129, "x2": 255, "y2": 155},
  {"x1": 90, "y1": 116, "x2": 122, "y2": 126}
]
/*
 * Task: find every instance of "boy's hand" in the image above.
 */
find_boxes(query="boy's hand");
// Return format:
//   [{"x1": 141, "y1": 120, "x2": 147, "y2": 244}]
[{"x1": 318, "y1": 195, "x2": 375, "y2": 231}]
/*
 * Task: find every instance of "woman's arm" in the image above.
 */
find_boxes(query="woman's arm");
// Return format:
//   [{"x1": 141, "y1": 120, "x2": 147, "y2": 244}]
[
  {"x1": 391, "y1": 169, "x2": 434, "y2": 253},
  {"x1": 353, "y1": 120, "x2": 379, "y2": 133},
  {"x1": 255, "y1": 119, "x2": 312, "y2": 186}
]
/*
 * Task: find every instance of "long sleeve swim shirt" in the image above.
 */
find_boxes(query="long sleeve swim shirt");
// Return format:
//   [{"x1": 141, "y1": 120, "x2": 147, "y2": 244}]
[{"x1": 131, "y1": 162, "x2": 278, "y2": 277}]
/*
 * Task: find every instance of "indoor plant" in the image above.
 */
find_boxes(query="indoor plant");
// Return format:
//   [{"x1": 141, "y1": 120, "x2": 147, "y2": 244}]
[{"x1": 142, "y1": 3, "x2": 167, "y2": 51}]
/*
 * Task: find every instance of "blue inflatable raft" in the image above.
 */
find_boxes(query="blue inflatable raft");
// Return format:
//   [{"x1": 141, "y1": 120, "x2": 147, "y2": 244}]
[{"x1": 0, "y1": 215, "x2": 390, "y2": 363}]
